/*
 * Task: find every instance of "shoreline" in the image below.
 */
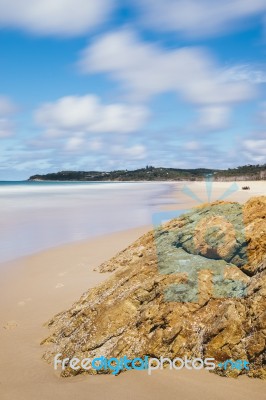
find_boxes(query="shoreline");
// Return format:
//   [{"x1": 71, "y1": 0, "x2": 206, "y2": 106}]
[
  {"x1": 0, "y1": 181, "x2": 173, "y2": 264},
  {"x1": 0, "y1": 225, "x2": 151, "y2": 268},
  {"x1": 3, "y1": 177, "x2": 266, "y2": 183},
  {"x1": 2, "y1": 179, "x2": 265, "y2": 265}
]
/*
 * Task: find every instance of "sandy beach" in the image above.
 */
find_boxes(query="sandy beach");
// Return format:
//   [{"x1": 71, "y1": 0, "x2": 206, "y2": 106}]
[
  {"x1": 166, "y1": 180, "x2": 266, "y2": 210},
  {"x1": 0, "y1": 181, "x2": 265, "y2": 400}
]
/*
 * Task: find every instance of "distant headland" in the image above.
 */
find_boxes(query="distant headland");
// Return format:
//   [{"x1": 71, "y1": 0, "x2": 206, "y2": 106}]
[{"x1": 28, "y1": 164, "x2": 266, "y2": 182}]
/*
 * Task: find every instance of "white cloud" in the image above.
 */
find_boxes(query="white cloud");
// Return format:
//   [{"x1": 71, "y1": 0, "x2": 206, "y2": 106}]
[
  {"x1": 0, "y1": 95, "x2": 17, "y2": 138},
  {"x1": 89, "y1": 139, "x2": 102, "y2": 151},
  {"x1": 0, "y1": 119, "x2": 13, "y2": 138},
  {"x1": 0, "y1": 95, "x2": 17, "y2": 115},
  {"x1": 222, "y1": 64, "x2": 266, "y2": 84},
  {"x1": 64, "y1": 136, "x2": 85, "y2": 152},
  {"x1": 183, "y1": 141, "x2": 201, "y2": 151},
  {"x1": 111, "y1": 144, "x2": 147, "y2": 160},
  {"x1": 64, "y1": 136, "x2": 103, "y2": 152},
  {"x1": 242, "y1": 136, "x2": 266, "y2": 163},
  {"x1": 0, "y1": 0, "x2": 113, "y2": 37},
  {"x1": 258, "y1": 102, "x2": 266, "y2": 124},
  {"x1": 136, "y1": 0, "x2": 266, "y2": 38},
  {"x1": 14, "y1": 158, "x2": 53, "y2": 171},
  {"x1": 243, "y1": 139, "x2": 266, "y2": 153},
  {"x1": 197, "y1": 106, "x2": 230, "y2": 131},
  {"x1": 35, "y1": 94, "x2": 149, "y2": 135},
  {"x1": 80, "y1": 30, "x2": 255, "y2": 104}
]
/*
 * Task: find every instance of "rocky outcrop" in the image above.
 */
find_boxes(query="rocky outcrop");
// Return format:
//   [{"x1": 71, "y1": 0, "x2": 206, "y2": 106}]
[{"x1": 42, "y1": 197, "x2": 266, "y2": 379}]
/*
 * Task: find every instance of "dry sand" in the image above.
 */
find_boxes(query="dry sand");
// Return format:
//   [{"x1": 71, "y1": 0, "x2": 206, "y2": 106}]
[
  {"x1": 166, "y1": 180, "x2": 266, "y2": 210},
  {"x1": 0, "y1": 181, "x2": 265, "y2": 400}
]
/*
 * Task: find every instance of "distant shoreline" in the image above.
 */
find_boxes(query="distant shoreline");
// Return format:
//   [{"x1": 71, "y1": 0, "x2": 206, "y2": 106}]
[
  {"x1": 27, "y1": 164, "x2": 266, "y2": 182},
  {"x1": 28, "y1": 177, "x2": 265, "y2": 182}
]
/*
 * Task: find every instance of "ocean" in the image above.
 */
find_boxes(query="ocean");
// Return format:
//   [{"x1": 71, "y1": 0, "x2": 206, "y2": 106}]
[{"x1": 0, "y1": 181, "x2": 174, "y2": 263}]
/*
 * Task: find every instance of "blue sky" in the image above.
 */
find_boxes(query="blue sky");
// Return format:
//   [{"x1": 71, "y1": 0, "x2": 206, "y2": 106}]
[{"x1": 0, "y1": 0, "x2": 266, "y2": 180}]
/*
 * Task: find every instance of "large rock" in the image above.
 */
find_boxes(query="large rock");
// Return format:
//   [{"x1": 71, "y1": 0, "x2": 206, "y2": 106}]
[{"x1": 42, "y1": 197, "x2": 266, "y2": 378}]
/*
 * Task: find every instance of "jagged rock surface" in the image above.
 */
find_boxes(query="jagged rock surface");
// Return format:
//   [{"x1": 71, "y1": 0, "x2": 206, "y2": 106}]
[{"x1": 42, "y1": 197, "x2": 266, "y2": 378}]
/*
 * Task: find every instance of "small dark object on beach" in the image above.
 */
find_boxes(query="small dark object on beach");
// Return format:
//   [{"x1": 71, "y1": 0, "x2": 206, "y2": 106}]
[{"x1": 242, "y1": 186, "x2": 250, "y2": 190}]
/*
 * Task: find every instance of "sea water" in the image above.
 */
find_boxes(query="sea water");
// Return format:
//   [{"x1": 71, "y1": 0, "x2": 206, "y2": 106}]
[{"x1": 0, "y1": 181, "x2": 174, "y2": 263}]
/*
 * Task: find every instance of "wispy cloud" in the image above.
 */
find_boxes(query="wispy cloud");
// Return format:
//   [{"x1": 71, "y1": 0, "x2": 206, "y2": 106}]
[
  {"x1": 196, "y1": 106, "x2": 230, "y2": 131},
  {"x1": 79, "y1": 29, "x2": 256, "y2": 105},
  {"x1": 0, "y1": 0, "x2": 114, "y2": 37},
  {"x1": 79, "y1": 29, "x2": 257, "y2": 134},
  {"x1": 242, "y1": 133, "x2": 266, "y2": 163},
  {"x1": 222, "y1": 64, "x2": 266, "y2": 84},
  {"x1": 136, "y1": 0, "x2": 266, "y2": 38},
  {"x1": 34, "y1": 94, "x2": 149, "y2": 136},
  {"x1": 258, "y1": 102, "x2": 266, "y2": 123},
  {"x1": 0, "y1": 95, "x2": 17, "y2": 138},
  {"x1": 111, "y1": 144, "x2": 147, "y2": 160}
]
